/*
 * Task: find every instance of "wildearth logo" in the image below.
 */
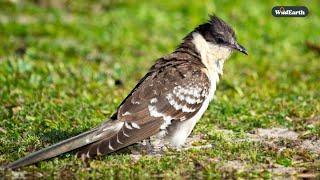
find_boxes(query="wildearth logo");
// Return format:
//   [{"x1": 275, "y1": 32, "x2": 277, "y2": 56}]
[{"x1": 272, "y1": 6, "x2": 308, "y2": 17}]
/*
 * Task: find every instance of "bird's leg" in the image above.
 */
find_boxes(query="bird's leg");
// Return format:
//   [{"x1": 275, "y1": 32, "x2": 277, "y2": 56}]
[
  {"x1": 145, "y1": 138, "x2": 154, "y2": 154},
  {"x1": 80, "y1": 153, "x2": 90, "y2": 168},
  {"x1": 148, "y1": 136, "x2": 168, "y2": 155},
  {"x1": 129, "y1": 138, "x2": 166, "y2": 162}
]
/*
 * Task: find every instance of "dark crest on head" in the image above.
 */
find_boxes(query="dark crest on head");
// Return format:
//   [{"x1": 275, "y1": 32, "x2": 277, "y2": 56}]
[
  {"x1": 180, "y1": 14, "x2": 247, "y2": 55},
  {"x1": 195, "y1": 15, "x2": 236, "y2": 45},
  {"x1": 209, "y1": 15, "x2": 235, "y2": 37}
]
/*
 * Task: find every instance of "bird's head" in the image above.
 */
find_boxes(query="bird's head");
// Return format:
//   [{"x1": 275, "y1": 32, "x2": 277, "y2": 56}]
[{"x1": 195, "y1": 15, "x2": 248, "y2": 55}]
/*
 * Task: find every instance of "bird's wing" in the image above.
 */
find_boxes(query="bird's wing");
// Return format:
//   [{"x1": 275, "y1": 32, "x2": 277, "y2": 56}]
[
  {"x1": 6, "y1": 59, "x2": 211, "y2": 169},
  {"x1": 77, "y1": 61, "x2": 211, "y2": 157}
]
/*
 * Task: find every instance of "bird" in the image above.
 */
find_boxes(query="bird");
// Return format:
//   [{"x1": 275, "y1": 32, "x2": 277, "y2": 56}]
[{"x1": 5, "y1": 15, "x2": 247, "y2": 170}]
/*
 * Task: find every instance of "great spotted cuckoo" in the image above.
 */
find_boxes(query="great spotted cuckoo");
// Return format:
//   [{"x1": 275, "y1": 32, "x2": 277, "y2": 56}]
[{"x1": 6, "y1": 15, "x2": 247, "y2": 169}]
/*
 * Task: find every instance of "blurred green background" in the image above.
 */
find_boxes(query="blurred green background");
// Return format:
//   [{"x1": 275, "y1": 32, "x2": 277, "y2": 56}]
[{"x1": 0, "y1": 0, "x2": 319, "y2": 178}]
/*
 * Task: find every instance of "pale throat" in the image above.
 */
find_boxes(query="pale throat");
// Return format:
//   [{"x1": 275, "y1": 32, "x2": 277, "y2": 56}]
[
  {"x1": 191, "y1": 32, "x2": 232, "y2": 103},
  {"x1": 191, "y1": 32, "x2": 232, "y2": 77}
]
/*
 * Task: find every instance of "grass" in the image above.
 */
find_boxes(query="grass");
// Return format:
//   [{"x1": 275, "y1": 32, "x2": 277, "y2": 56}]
[{"x1": 0, "y1": 0, "x2": 319, "y2": 178}]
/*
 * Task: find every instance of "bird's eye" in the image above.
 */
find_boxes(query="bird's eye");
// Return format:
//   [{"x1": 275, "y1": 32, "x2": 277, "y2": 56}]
[{"x1": 216, "y1": 37, "x2": 226, "y2": 44}]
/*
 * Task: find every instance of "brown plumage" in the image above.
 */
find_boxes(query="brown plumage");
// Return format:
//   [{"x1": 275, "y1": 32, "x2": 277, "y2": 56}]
[
  {"x1": 76, "y1": 49, "x2": 210, "y2": 158},
  {"x1": 5, "y1": 15, "x2": 247, "y2": 169}
]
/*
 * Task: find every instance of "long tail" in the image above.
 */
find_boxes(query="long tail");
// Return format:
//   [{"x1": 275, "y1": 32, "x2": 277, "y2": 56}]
[
  {"x1": 5, "y1": 121, "x2": 120, "y2": 170},
  {"x1": 5, "y1": 119, "x2": 162, "y2": 169},
  {"x1": 5, "y1": 128, "x2": 98, "y2": 169}
]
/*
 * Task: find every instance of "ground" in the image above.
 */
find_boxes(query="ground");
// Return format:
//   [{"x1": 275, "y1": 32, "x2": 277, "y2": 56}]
[{"x1": 0, "y1": 0, "x2": 319, "y2": 179}]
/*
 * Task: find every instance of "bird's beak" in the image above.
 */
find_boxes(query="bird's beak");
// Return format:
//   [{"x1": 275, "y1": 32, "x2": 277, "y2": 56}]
[{"x1": 233, "y1": 43, "x2": 248, "y2": 55}]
